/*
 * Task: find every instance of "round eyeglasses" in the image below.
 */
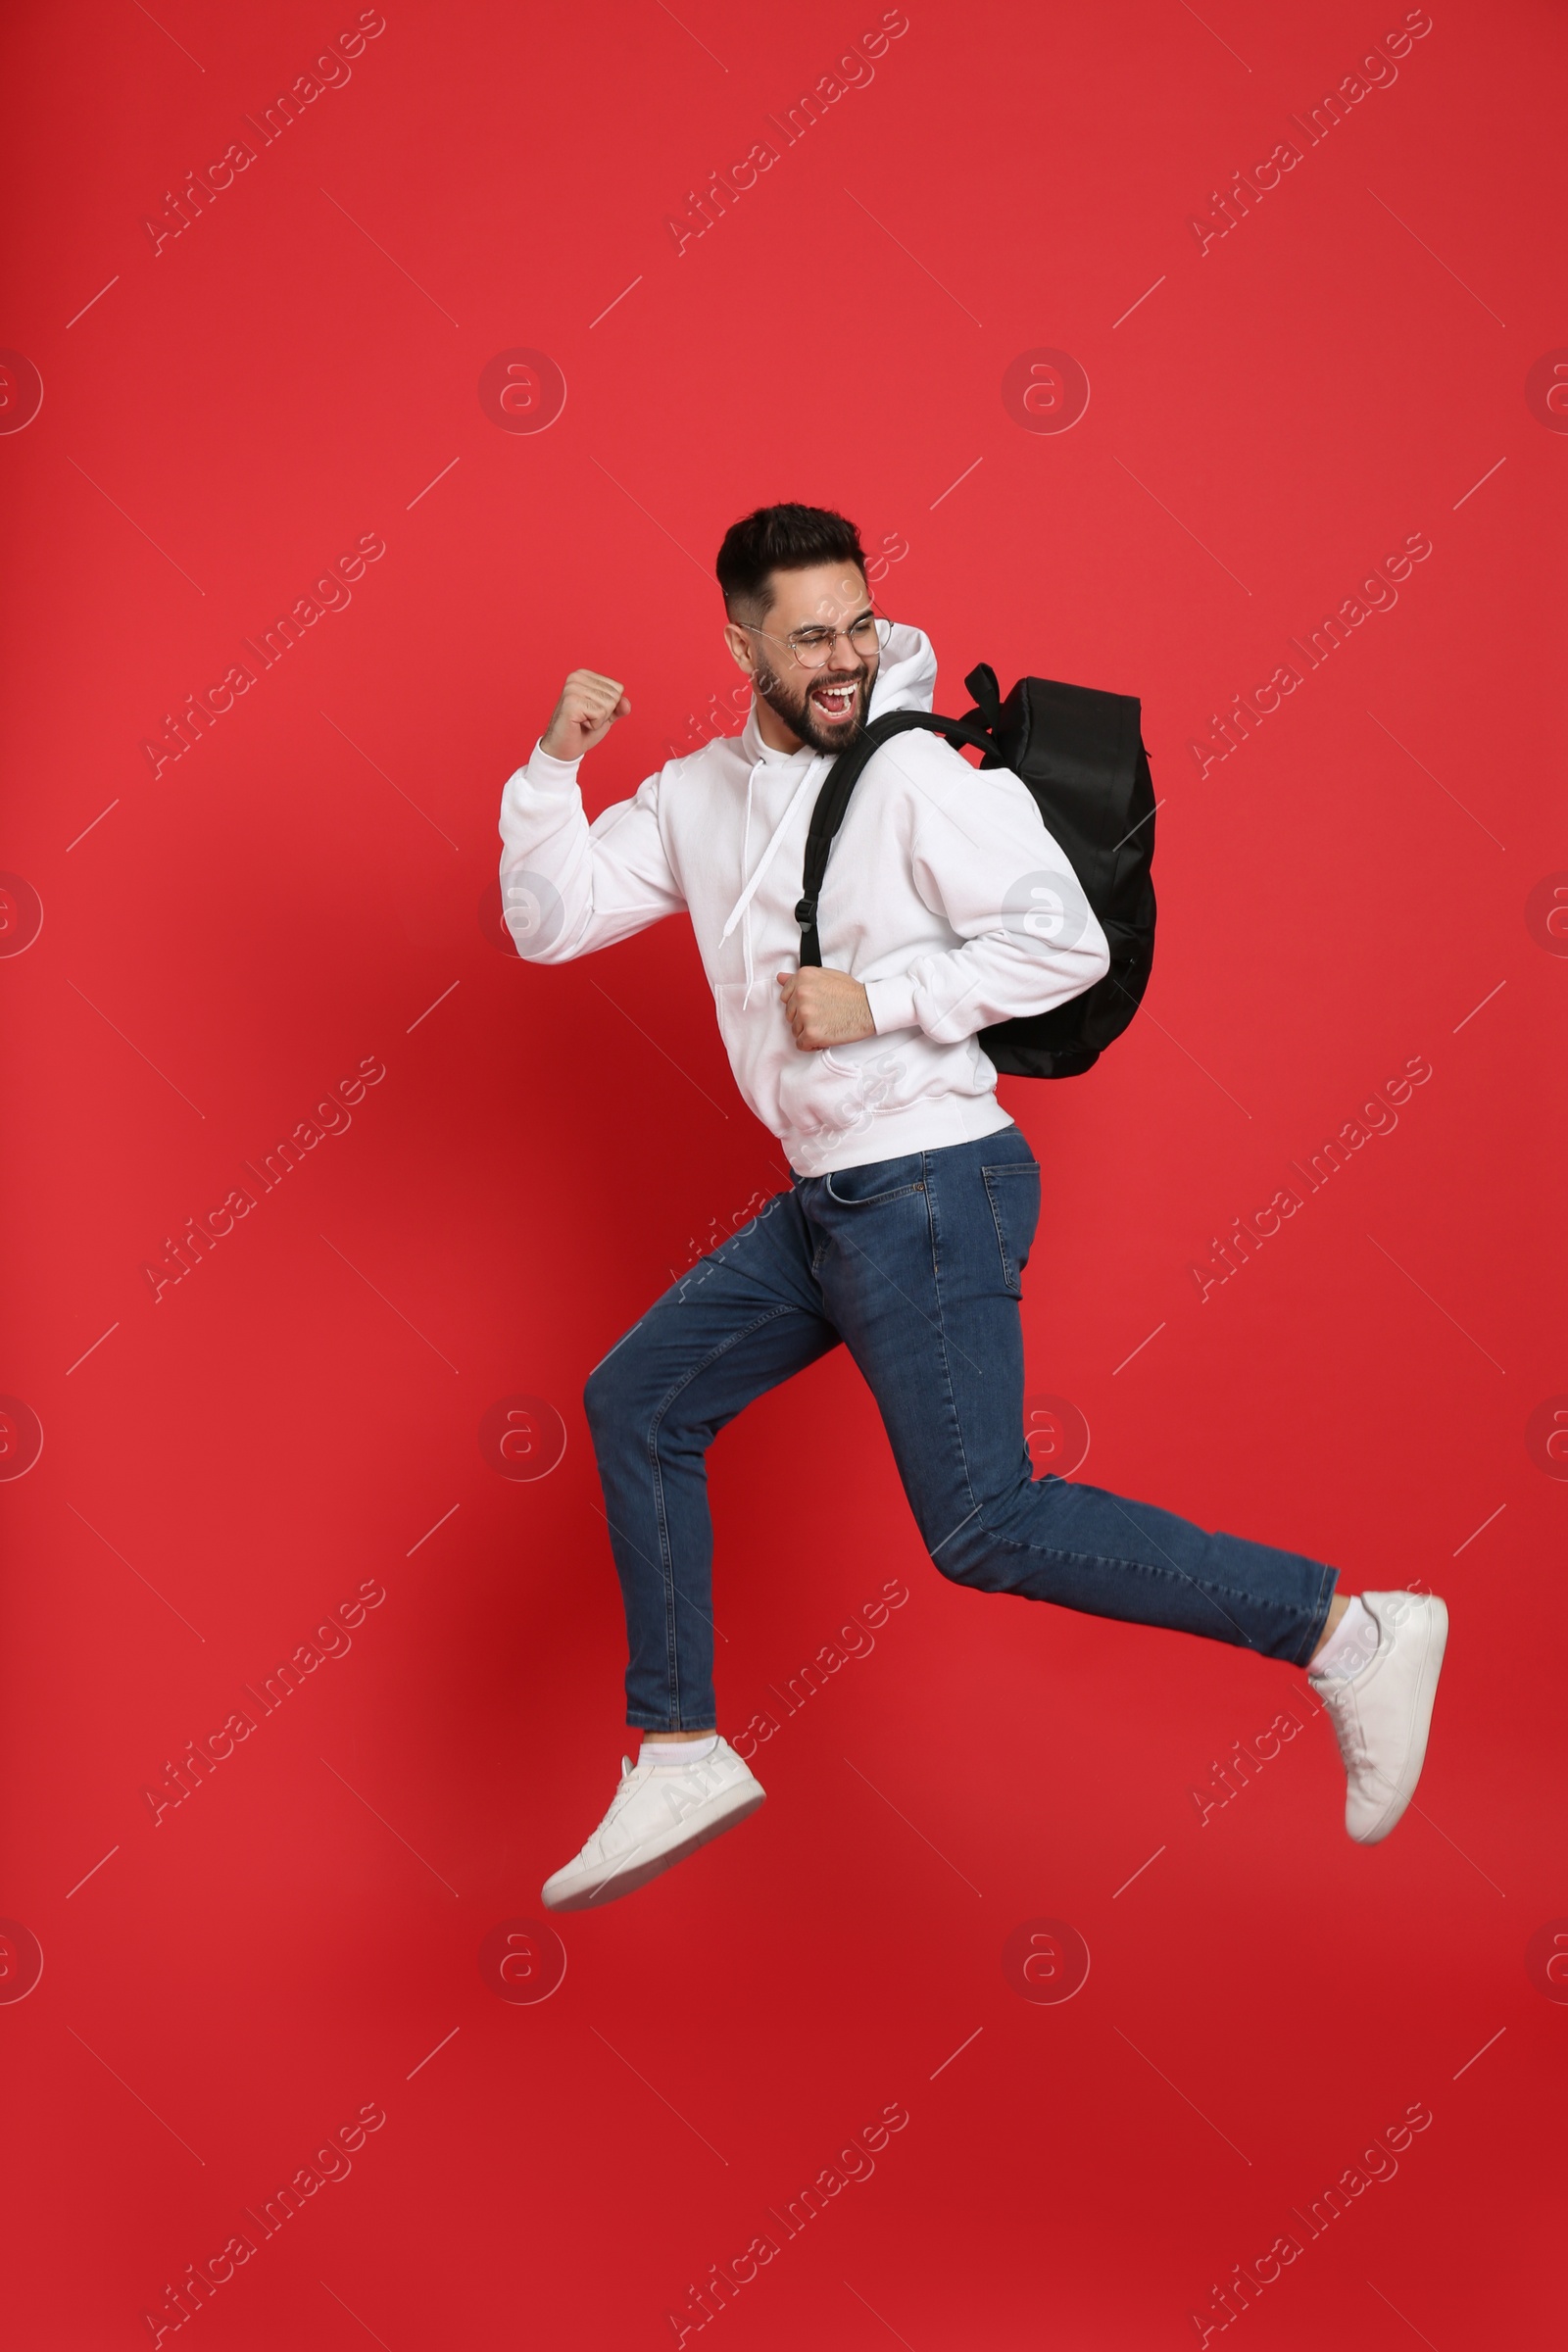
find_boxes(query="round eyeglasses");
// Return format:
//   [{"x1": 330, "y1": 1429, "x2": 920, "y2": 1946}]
[{"x1": 740, "y1": 612, "x2": 892, "y2": 671}]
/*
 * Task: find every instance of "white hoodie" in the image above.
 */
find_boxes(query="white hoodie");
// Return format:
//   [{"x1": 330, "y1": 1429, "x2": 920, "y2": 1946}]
[{"x1": 497, "y1": 622, "x2": 1110, "y2": 1176}]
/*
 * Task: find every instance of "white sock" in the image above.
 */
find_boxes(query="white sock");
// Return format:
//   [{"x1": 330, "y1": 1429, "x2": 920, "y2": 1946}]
[
  {"x1": 1309, "y1": 1594, "x2": 1379, "y2": 1679},
  {"x1": 640, "y1": 1733, "x2": 718, "y2": 1767}
]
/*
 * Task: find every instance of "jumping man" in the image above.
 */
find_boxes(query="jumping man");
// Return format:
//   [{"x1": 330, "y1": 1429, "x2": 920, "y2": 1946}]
[{"x1": 496, "y1": 502, "x2": 1448, "y2": 1911}]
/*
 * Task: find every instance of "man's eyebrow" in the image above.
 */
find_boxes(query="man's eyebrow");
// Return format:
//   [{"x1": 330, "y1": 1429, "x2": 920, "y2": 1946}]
[{"x1": 793, "y1": 604, "x2": 875, "y2": 633}]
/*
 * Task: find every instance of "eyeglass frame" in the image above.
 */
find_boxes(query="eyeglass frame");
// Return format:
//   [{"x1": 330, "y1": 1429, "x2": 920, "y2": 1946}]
[{"x1": 735, "y1": 607, "x2": 892, "y2": 671}]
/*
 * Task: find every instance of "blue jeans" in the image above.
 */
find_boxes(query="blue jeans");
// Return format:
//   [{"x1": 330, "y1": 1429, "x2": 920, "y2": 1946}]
[{"x1": 584, "y1": 1128, "x2": 1338, "y2": 1731}]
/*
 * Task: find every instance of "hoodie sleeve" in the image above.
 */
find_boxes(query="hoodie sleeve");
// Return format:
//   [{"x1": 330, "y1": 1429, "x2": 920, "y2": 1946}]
[
  {"x1": 858, "y1": 740, "x2": 1111, "y2": 1041},
  {"x1": 498, "y1": 740, "x2": 685, "y2": 961}
]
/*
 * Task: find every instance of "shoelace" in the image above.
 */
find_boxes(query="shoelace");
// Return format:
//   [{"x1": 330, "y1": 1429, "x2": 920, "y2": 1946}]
[
  {"x1": 1319, "y1": 1682, "x2": 1405, "y2": 1801},
  {"x1": 576, "y1": 1757, "x2": 639, "y2": 1858},
  {"x1": 1314, "y1": 1678, "x2": 1371, "y2": 1776},
  {"x1": 580, "y1": 1748, "x2": 725, "y2": 1861}
]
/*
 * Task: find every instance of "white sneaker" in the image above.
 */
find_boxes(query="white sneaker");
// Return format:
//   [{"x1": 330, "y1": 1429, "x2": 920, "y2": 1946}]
[
  {"x1": 1308, "y1": 1591, "x2": 1448, "y2": 1844},
  {"x1": 541, "y1": 1737, "x2": 765, "y2": 1911}
]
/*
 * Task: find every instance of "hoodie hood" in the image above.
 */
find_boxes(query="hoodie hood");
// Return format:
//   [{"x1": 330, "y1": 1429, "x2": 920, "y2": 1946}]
[{"x1": 866, "y1": 619, "x2": 940, "y2": 723}]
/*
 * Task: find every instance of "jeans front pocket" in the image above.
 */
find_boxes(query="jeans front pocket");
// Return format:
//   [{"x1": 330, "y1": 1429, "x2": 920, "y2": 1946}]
[
  {"x1": 811, "y1": 1152, "x2": 929, "y2": 1278},
  {"x1": 982, "y1": 1160, "x2": 1042, "y2": 1296},
  {"x1": 823, "y1": 1152, "x2": 927, "y2": 1207}
]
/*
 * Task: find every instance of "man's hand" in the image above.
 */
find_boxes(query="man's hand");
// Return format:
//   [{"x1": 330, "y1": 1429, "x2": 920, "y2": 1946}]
[
  {"x1": 540, "y1": 669, "x2": 630, "y2": 761},
  {"x1": 778, "y1": 966, "x2": 876, "y2": 1051}
]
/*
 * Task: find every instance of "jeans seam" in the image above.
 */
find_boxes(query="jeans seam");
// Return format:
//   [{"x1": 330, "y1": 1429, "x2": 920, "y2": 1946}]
[
  {"x1": 643, "y1": 1303, "x2": 803, "y2": 1727},
  {"x1": 921, "y1": 1154, "x2": 980, "y2": 1528},
  {"x1": 1293, "y1": 1559, "x2": 1340, "y2": 1668},
  {"x1": 956, "y1": 1517, "x2": 1323, "y2": 1651}
]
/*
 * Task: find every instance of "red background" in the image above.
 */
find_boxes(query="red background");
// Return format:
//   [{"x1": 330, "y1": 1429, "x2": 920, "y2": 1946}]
[{"x1": 3, "y1": 0, "x2": 1565, "y2": 2343}]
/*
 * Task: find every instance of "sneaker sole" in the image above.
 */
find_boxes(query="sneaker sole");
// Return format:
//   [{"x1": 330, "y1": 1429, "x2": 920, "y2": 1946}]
[
  {"x1": 541, "y1": 1783, "x2": 766, "y2": 1912},
  {"x1": 1355, "y1": 1596, "x2": 1448, "y2": 1845}
]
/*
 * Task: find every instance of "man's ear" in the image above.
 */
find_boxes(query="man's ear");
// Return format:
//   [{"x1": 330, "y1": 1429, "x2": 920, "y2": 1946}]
[{"x1": 724, "y1": 618, "x2": 759, "y2": 676}]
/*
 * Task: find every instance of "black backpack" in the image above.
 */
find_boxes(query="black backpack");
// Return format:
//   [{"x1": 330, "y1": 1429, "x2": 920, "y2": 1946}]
[{"x1": 795, "y1": 662, "x2": 1157, "y2": 1079}]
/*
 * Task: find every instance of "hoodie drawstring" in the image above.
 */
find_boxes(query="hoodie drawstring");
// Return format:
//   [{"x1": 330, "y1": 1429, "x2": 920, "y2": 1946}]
[
  {"x1": 736, "y1": 761, "x2": 757, "y2": 1006},
  {"x1": 722, "y1": 755, "x2": 825, "y2": 1009}
]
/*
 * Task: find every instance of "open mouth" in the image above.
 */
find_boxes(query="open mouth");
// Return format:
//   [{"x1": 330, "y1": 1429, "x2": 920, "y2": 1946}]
[{"x1": 808, "y1": 677, "x2": 861, "y2": 724}]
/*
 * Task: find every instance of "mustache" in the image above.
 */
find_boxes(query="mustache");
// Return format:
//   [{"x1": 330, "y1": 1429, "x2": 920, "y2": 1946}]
[
  {"x1": 760, "y1": 662, "x2": 866, "y2": 688},
  {"x1": 762, "y1": 665, "x2": 870, "y2": 710}
]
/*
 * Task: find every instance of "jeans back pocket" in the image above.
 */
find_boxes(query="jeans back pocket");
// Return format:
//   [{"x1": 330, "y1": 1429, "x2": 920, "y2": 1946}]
[{"x1": 982, "y1": 1161, "x2": 1041, "y2": 1295}]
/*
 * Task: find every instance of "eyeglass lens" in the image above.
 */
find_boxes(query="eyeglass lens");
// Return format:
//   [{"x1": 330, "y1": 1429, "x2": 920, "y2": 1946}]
[{"x1": 789, "y1": 614, "x2": 887, "y2": 667}]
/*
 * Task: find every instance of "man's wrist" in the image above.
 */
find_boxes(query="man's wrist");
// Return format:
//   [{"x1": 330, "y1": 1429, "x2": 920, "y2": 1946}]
[{"x1": 530, "y1": 734, "x2": 582, "y2": 778}]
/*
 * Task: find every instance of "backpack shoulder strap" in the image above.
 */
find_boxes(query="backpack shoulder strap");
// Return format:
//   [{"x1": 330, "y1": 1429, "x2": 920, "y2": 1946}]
[{"x1": 796, "y1": 708, "x2": 1002, "y2": 965}]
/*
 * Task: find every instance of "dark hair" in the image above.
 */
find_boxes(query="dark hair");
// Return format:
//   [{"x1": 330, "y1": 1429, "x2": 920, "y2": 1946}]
[{"x1": 715, "y1": 503, "x2": 868, "y2": 622}]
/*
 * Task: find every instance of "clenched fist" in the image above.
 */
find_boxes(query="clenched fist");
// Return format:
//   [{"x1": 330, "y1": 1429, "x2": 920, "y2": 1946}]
[
  {"x1": 778, "y1": 966, "x2": 876, "y2": 1051},
  {"x1": 541, "y1": 668, "x2": 630, "y2": 761}
]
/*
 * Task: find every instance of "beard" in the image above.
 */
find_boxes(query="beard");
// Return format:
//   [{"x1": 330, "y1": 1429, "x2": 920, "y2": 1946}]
[{"x1": 755, "y1": 657, "x2": 877, "y2": 756}]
